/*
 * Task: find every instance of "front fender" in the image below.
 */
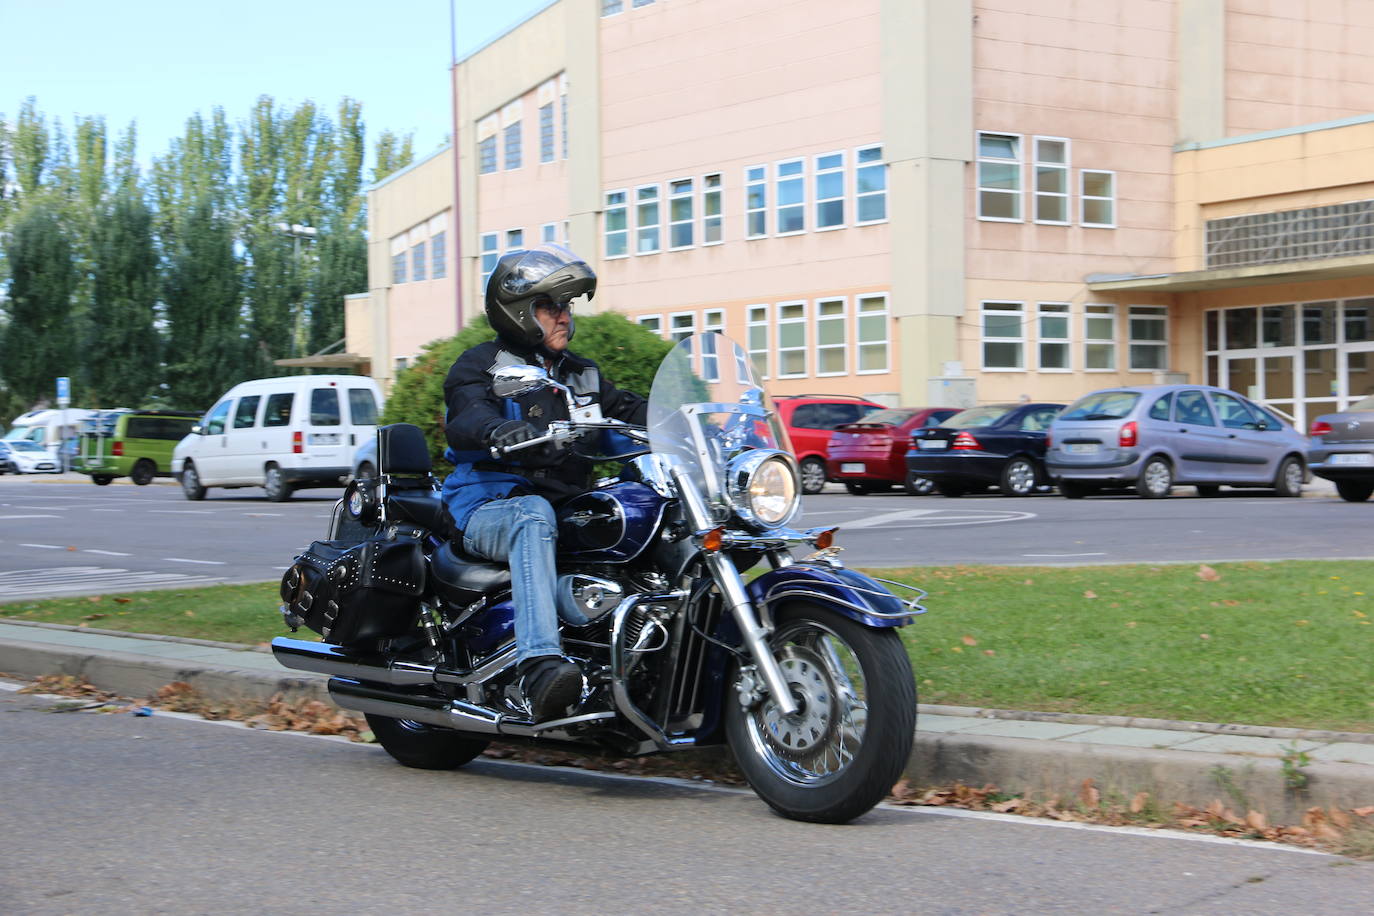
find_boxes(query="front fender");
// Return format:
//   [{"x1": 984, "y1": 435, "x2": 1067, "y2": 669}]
[{"x1": 746, "y1": 562, "x2": 925, "y2": 628}]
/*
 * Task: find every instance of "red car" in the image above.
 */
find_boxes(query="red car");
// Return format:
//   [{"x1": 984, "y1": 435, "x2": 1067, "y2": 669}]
[
  {"x1": 827, "y1": 407, "x2": 960, "y2": 494},
  {"x1": 774, "y1": 394, "x2": 884, "y2": 494}
]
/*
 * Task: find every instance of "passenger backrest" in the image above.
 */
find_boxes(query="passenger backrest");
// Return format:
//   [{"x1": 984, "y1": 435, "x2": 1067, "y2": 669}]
[{"x1": 377, "y1": 423, "x2": 433, "y2": 476}]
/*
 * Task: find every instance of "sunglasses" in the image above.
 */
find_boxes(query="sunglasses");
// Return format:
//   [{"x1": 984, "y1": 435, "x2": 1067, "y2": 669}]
[{"x1": 534, "y1": 299, "x2": 574, "y2": 316}]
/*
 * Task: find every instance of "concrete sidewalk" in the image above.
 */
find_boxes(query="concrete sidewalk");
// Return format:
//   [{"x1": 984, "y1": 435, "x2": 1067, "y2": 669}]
[{"x1": 2, "y1": 618, "x2": 1370, "y2": 823}]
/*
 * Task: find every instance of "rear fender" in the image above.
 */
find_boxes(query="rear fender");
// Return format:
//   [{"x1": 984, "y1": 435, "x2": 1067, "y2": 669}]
[{"x1": 746, "y1": 562, "x2": 925, "y2": 628}]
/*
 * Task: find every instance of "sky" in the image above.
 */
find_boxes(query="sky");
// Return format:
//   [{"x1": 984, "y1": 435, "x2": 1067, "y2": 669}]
[{"x1": 0, "y1": 0, "x2": 552, "y2": 175}]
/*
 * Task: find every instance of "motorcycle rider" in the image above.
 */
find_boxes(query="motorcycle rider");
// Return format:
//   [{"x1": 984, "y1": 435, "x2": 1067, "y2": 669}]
[{"x1": 439, "y1": 244, "x2": 648, "y2": 721}]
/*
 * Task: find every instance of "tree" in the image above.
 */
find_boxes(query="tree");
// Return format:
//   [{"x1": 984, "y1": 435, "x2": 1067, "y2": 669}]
[
  {"x1": 0, "y1": 201, "x2": 77, "y2": 405},
  {"x1": 88, "y1": 191, "x2": 161, "y2": 406},
  {"x1": 372, "y1": 129, "x2": 414, "y2": 183}
]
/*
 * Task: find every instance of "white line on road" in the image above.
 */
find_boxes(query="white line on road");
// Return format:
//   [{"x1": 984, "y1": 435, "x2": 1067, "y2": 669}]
[
  {"x1": 149, "y1": 510, "x2": 214, "y2": 514},
  {"x1": 19, "y1": 543, "x2": 65, "y2": 549},
  {"x1": 243, "y1": 513, "x2": 284, "y2": 517},
  {"x1": 162, "y1": 557, "x2": 227, "y2": 566},
  {"x1": 0, "y1": 514, "x2": 61, "y2": 520},
  {"x1": 84, "y1": 549, "x2": 132, "y2": 557},
  {"x1": 834, "y1": 508, "x2": 944, "y2": 529},
  {"x1": 1023, "y1": 552, "x2": 1107, "y2": 558}
]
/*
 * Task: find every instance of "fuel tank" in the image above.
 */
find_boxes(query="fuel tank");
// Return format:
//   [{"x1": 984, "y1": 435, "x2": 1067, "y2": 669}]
[{"x1": 555, "y1": 481, "x2": 668, "y2": 562}]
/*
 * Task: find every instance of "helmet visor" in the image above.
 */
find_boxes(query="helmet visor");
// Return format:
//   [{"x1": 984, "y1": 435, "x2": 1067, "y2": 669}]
[{"x1": 499, "y1": 244, "x2": 588, "y2": 298}]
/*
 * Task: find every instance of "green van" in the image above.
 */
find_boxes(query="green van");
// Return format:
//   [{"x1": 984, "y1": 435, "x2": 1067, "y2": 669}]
[{"x1": 76, "y1": 410, "x2": 201, "y2": 486}]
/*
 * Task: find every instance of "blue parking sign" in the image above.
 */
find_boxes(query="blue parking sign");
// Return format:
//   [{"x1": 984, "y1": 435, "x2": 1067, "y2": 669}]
[{"x1": 56, "y1": 376, "x2": 70, "y2": 406}]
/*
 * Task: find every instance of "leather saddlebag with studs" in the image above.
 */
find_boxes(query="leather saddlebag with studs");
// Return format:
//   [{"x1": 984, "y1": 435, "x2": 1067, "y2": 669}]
[{"x1": 279, "y1": 532, "x2": 426, "y2": 646}]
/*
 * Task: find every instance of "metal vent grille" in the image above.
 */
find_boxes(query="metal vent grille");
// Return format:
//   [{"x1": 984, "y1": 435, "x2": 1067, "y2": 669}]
[{"x1": 1205, "y1": 200, "x2": 1374, "y2": 269}]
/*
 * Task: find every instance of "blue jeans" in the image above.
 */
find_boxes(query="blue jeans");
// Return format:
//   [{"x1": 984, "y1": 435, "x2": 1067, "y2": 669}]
[{"x1": 461, "y1": 495, "x2": 564, "y2": 665}]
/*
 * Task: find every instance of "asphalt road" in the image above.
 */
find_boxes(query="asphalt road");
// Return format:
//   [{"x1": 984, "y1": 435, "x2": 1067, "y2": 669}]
[
  {"x1": 1, "y1": 476, "x2": 1370, "y2": 601},
  {"x1": 2, "y1": 686, "x2": 1369, "y2": 915}
]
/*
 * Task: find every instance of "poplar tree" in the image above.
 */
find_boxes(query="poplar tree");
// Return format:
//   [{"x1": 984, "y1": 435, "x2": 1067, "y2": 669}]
[
  {"x1": 1, "y1": 202, "x2": 77, "y2": 405},
  {"x1": 88, "y1": 190, "x2": 160, "y2": 406}
]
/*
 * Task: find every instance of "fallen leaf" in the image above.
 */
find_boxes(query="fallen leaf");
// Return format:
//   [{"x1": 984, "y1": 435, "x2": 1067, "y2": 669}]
[
  {"x1": 113, "y1": 597, "x2": 132, "y2": 604},
  {"x1": 991, "y1": 798, "x2": 1024, "y2": 813},
  {"x1": 1330, "y1": 807, "x2": 1352, "y2": 830},
  {"x1": 86, "y1": 597, "x2": 102, "y2": 603},
  {"x1": 66, "y1": 546, "x2": 77, "y2": 551},
  {"x1": 1083, "y1": 590, "x2": 1098, "y2": 599},
  {"x1": 1197, "y1": 564, "x2": 1220, "y2": 582},
  {"x1": 949, "y1": 646, "x2": 963, "y2": 654},
  {"x1": 1352, "y1": 806, "x2": 1374, "y2": 817},
  {"x1": 82, "y1": 614, "x2": 107, "y2": 621},
  {"x1": 1079, "y1": 778, "x2": 1100, "y2": 808},
  {"x1": 184, "y1": 610, "x2": 195, "y2": 617},
  {"x1": 1295, "y1": 620, "x2": 1309, "y2": 626},
  {"x1": 1126, "y1": 621, "x2": 1137, "y2": 628},
  {"x1": 1200, "y1": 633, "x2": 1210, "y2": 640},
  {"x1": 1245, "y1": 810, "x2": 1268, "y2": 831},
  {"x1": 961, "y1": 635, "x2": 978, "y2": 646},
  {"x1": 1129, "y1": 791, "x2": 1150, "y2": 814},
  {"x1": 983, "y1": 649, "x2": 996, "y2": 656}
]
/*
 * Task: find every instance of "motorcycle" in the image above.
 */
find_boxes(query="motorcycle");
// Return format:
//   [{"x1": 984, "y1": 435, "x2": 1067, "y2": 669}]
[{"x1": 272, "y1": 332, "x2": 922, "y2": 823}]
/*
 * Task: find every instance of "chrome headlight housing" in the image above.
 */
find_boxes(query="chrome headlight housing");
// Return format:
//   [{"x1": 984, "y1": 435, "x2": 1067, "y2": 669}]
[
  {"x1": 724, "y1": 449, "x2": 800, "y2": 530},
  {"x1": 343, "y1": 478, "x2": 379, "y2": 526}
]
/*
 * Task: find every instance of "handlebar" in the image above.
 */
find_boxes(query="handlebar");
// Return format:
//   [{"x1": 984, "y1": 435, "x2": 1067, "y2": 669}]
[{"x1": 489, "y1": 419, "x2": 649, "y2": 460}]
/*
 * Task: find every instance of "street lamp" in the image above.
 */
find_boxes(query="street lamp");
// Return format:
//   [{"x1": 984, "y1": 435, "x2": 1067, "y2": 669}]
[{"x1": 276, "y1": 223, "x2": 319, "y2": 358}]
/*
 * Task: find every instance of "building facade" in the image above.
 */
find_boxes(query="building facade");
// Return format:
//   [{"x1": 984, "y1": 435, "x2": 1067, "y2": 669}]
[{"x1": 352, "y1": 0, "x2": 1374, "y2": 429}]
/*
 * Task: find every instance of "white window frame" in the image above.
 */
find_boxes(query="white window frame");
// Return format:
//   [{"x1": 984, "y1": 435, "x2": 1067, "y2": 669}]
[
  {"x1": 701, "y1": 172, "x2": 723, "y2": 245},
  {"x1": 603, "y1": 189, "x2": 629, "y2": 259},
  {"x1": 540, "y1": 222, "x2": 557, "y2": 244},
  {"x1": 562, "y1": 219, "x2": 570, "y2": 244},
  {"x1": 668, "y1": 310, "x2": 696, "y2": 344},
  {"x1": 854, "y1": 144, "x2": 887, "y2": 226},
  {"x1": 668, "y1": 177, "x2": 694, "y2": 250},
  {"x1": 702, "y1": 309, "x2": 725, "y2": 381},
  {"x1": 776, "y1": 300, "x2": 808, "y2": 378},
  {"x1": 1036, "y1": 302, "x2": 1071, "y2": 373},
  {"x1": 431, "y1": 230, "x2": 446, "y2": 280},
  {"x1": 637, "y1": 313, "x2": 663, "y2": 337},
  {"x1": 635, "y1": 183, "x2": 661, "y2": 255},
  {"x1": 503, "y1": 120, "x2": 522, "y2": 171},
  {"x1": 1081, "y1": 169, "x2": 1117, "y2": 228},
  {"x1": 981, "y1": 300, "x2": 1026, "y2": 372},
  {"x1": 477, "y1": 135, "x2": 497, "y2": 175},
  {"x1": 503, "y1": 227, "x2": 524, "y2": 252},
  {"x1": 814, "y1": 151, "x2": 845, "y2": 231},
  {"x1": 976, "y1": 131, "x2": 1023, "y2": 222},
  {"x1": 747, "y1": 304, "x2": 770, "y2": 379},
  {"x1": 1128, "y1": 305, "x2": 1169, "y2": 371},
  {"x1": 538, "y1": 101, "x2": 555, "y2": 164},
  {"x1": 1084, "y1": 303, "x2": 1118, "y2": 372},
  {"x1": 774, "y1": 157, "x2": 805, "y2": 237},
  {"x1": 745, "y1": 164, "x2": 767, "y2": 239},
  {"x1": 1032, "y1": 136, "x2": 1070, "y2": 226},
  {"x1": 410, "y1": 240, "x2": 427, "y2": 282},
  {"x1": 855, "y1": 293, "x2": 890, "y2": 374},
  {"x1": 480, "y1": 232, "x2": 499, "y2": 290},
  {"x1": 814, "y1": 297, "x2": 848, "y2": 377},
  {"x1": 601, "y1": 0, "x2": 624, "y2": 15}
]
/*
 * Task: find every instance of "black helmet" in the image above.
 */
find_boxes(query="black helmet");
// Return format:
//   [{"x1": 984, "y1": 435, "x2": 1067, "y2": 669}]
[{"x1": 484, "y1": 244, "x2": 596, "y2": 349}]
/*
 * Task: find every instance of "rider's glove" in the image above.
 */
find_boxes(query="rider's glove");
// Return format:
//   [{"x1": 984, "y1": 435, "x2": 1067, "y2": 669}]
[{"x1": 489, "y1": 419, "x2": 539, "y2": 452}]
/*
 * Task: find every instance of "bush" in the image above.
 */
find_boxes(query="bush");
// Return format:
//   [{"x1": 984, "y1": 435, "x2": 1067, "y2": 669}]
[{"x1": 380, "y1": 311, "x2": 674, "y2": 471}]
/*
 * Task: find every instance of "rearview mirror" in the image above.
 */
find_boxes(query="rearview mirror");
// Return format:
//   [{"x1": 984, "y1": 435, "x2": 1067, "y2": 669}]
[
  {"x1": 191, "y1": 424, "x2": 204, "y2": 435},
  {"x1": 492, "y1": 365, "x2": 551, "y2": 399}
]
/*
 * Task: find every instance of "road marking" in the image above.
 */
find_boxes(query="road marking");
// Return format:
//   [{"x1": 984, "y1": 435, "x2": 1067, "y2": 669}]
[
  {"x1": 0, "y1": 514, "x2": 61, "y2": 520},
  {"x1": 19, "y1": 543, "x2": 65, "y2": 549},
  {"x1": 0, "y1": 566, "x2": 225, "y2": 597},
  {"x1": 834, "y1": 508, "x2": 944, "y2": 529},
  {"x1": 834, "y1": 508, "x2": 1036, "y2": 530},
  {"x1": 149, "y1": 509, "x2": 214, "y2": 514},
  {"x1": 243, "y1": 512, "x2": 284, "y2": 517},
  {"x1": 162, "y1": 557, "x2": 227, "y2": 566},
  {"x1": 1023, "y1": 552, "x2": 1107, "y2": 558},
  {"x1": 84, "y1": 549, "x2": 132, "y2": 557}
]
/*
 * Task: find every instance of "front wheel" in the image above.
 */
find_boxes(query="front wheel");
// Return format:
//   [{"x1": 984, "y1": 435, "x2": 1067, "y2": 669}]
[
  {"x1": 1273, "y1": 457, "x2": 1304, "y2": 497},
  {"x1": 799, "y1": 457, "x2": 828, "y2": 495},
  {"x1": 903, "y1": 472, "x2": 934, "y2": 496},
  {"x1": 999, "y1": 457, "x2": 1037, "y2": 496},
  {"x1": 131, "y1": 459, "x2": 156, "y2": 486},
  {"x1": 725, "y1": 605, "x2": 916, "y2": 824},
  {"x1": 180, "y1": 462, "x2": 207, "y2": 500},
  {"x1": 92, "y1": 475, "x2": 114, "y2": 486},
  {"x1": 264, "y1": 465, "x2": 294, "y2": 502},
  {"x1": 1336, "y1": 479, "x2": 1374, "y2": 502},
  {"x1": 1137, "y1": 457, "x2": 1173, "y2": 499},
  {"x1": 365, "y1": 713, "x2": 490, "y2": 770}
]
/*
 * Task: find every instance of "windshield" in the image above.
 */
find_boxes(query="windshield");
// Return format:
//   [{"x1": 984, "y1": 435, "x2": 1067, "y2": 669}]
[
  {"x1": 1350, "y1": 394, "x2": 1374, "y2": 411},
  {"x1": 1060, "y1": 390, "x2": 1141, "y2": 421},
  {"x1": 941, "y1": 405, "x2": 1015, "y2": 428},
  {"x1": 648, "y1": 333, "x2": 795, "y2": 515},
  {"x1": 848, "y1": 408, "x2": 917, "y2": 427},
  {"x1": 10, "y1": 440, "x2": 44, "y2": 452}
]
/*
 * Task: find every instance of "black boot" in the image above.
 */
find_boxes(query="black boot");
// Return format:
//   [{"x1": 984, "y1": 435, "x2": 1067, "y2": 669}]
[{"x1": 518, "y1": 656, "x2": 583, "y2": 722}]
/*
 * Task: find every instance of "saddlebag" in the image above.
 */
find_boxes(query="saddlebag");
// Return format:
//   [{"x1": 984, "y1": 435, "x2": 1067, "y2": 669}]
[{"x1": 279, "y1": 532, "x2": 426, "y2": 645}]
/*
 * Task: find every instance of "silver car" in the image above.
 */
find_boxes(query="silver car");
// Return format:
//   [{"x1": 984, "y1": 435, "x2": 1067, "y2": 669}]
[
  {"x1": 1046, "y1": 385, "x2": 1308, "y2": 499},
  {"x1": 1308, "y1": 394, "x2": 1374, "y2": 502}
]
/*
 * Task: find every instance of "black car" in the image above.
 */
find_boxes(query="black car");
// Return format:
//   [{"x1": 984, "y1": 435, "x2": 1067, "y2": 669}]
[{"x1": 906, "y1": 402, "x2": 1064, "y2": 497}]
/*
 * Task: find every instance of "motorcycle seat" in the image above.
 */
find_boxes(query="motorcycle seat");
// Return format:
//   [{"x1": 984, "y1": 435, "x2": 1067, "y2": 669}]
[
  {"x1": 387, "y1": 488, "x2": 449, "y2": 532},
  {"x1": 431, "y1": 540, "x2": 512, "y2": 603}
]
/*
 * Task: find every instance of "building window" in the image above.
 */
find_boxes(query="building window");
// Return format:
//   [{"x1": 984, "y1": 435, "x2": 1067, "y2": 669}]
[
  {"x1": 1129, "y1": 305, "x2": 1168, "y2": 370},
  {"x1": 669, "y1": 311, "x2": 695, "y2": 344},
  {"x1": 411, "y1": 241, "x2": 426, "y2": 282},
  {"x1": 638, "y1": 314, "x2": 663, "y2": 337},
  {"x1": 391, "y1": 249, "x2": 407, "y2": 285},
  {"x1": 1033, "y1": 137, "x2": 1069, "y2": 225},
  {"x1": 745, "y1": 165, "x2": 767, "y2": 238},
  {"x1": 700, "y1": 323, "x2": 722, "y2": 382},
  {"x1": 1037, "y1": 302, "x2": 1070, "y2": 371},
  {"x1": 982, "y1": 301, "x2": 1025, "y2": 370},
  {"x1": 604, "y1": 190, "x2": 628, "y2": 258},
  {"x1": 562, "y1": 219, "x2": 569, "y2": 244},
  {"x1": 855, "y1": 145, "x2": 886, "y2": 224},
  {"x1": 977, "y1": 132, "x2": 1022, "y2": 221},
  {"x1": 601, "y1": 0, "x2": 623, "y2": 15},
  {"x1": 539, "y1": 103, "x2": 554, "y2": 163},
  {"x1": 703, "y1": 308, "x2": 724, "y2": 336},
  {"x1": 1085, "y1": 304, "x2": 1117, "y2": 370},
  {"x1": 636, "y1": 184, "x2": 661, "y2": 254},
  {"x1": 478, "y1": 136, "x2": 497, "y2": 175},
  {"x1": 561, "y1": 92, "x2": 568, "y2": 159},
  {"x1": 775, "y1": 159, "x2": 805, "y2": 235},
  {"x1": 503, "y1": 121, "x2": 521, "y2": 170},
  {"x1": 815, "y1": 297, "x2": 847, "y2": 376},
  {"x1": 505, "y1": 228, "x2": 523, "y2": 251},
  {"x1": 1081, "y1": 170, "x2": 1116, "y2": 228},
  {"x1": 669, "y1": 178, "x2": 694, "y2": 249},
  {"x1": 541, "y1": 222, "x2": 557, "y2": 244},
  {"x1": 815, "y1": 151, "x2": 845, "y2": 230},
  {"x1": 856, "y1": 294, "x2": 889, "y2": 373},
  {"x1": 778, "y1": 301, "x2": 807, "y2": 377},
  {"x1": 748, "y1": 305, "x2": 770, "y2": 379},
  {"x1": 480, "y1": 233, "x2": 499, "y2": 291},
  {"x1": 431, "y1": 231, "x2": 446, "y2": 279},
  {"x1": 702, "y1": 173, "x2": 722, "y2": 245},
  {"x1": 632, "y1": 0, "x2": 654, "y2": 7}
]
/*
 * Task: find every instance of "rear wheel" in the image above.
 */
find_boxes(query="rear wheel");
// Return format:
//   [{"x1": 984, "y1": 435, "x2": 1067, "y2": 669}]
[
  {"x1": 180, "y1": 462, "x2": 207, "y2": 500},
  {"x1": 1273, "y1": 457, "x2": 1304, "y2": 497},
  {"x1": 264, "y1": 465, "x2": 294, "y2": 502},
  {"x1": 999, "y1": 458, "x2": 1038, "y2": 496},
  {"x1": 934, "y1": 483, "x2": 966, "y2": 498},
  {"x1": 1057, "y1": 480, "x2": 1092, "y2": 499},
  {"x1": 1195, "y1": 485, "x2": 1220, "y2": 498},
  {"x1": 1137, "y1": 457, "x2": 1173, "y2": 499},
  {"x1": 92, "y1": 475, "x2": 114, "y2": 486},
  {"x1": 130, "y1": 459, "x2": 156, "y2": 486},
  {"x1": 1335, "y1": 479, "x2": 1374, "y2": 502},
  {"x1": 799, "y1": 457, "x2": 828, "y2": 495},
  {"x1": 725, "y1": 605, "x2": 915, "y2": 824},
  {"x1": 355, "y1": 461, "x2": 376, "y2": 481},
  {"x1": 365, "y1": 713, "x2": 490, "y2": 770},
  {"x1": 844, "y1": 482, "x2": 873, "y2": 495},
  {"x1": 902, "y1": 472, "x2": 935, "y2": 496}
]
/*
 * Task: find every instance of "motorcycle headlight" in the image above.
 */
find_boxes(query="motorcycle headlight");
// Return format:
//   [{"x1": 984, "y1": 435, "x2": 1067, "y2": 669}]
[
  {"x1": 725, "y1": 449, "x2": 799, "y2": 530},
  {"x1": 343, "y1": 479, "x2": 379, "y2": 526}
]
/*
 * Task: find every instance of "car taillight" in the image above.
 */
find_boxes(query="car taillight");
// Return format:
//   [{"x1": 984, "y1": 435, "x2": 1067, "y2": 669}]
[
  {"x1": 112, "y1": 441, "x2": 123, "y2": 456},
  {"x1": 1119, "y1": 421, "x2": 1138, "y2": 448},
  {"x1": 293, "y1": 431, "x2": 304, "y2": 454},
  {"x1": 1310, "y1": 420, "x2": 1332, "y2": 436},
  {"x1": 952, "y1": 431, "x2": 980, "y2": 450},
  {"x1": 1045, "y1": 431, "x2": 1053, "y2": 449}
]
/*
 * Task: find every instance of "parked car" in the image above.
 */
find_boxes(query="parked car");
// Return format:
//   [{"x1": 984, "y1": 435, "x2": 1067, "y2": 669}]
[
  {"x1": 0, "y1": 439, "x2": 61, "y2": 474},
  {"x1": 75, "y1": 409, "x2": 200, "y2": 485},
  {"x1": 907, "y1": 402, "x2": 1064, "y2": 497},
  {"x1": 774, "y1": 394, "x2": 884, "y2": 494},
  {"x1": 1046, "y1": 385, "x2": 1307, "y2": 499},
  {"x1": 173, "y1": 375, "x2": 383, "y2": 501},
  {"x1": 352, "y1": 436, "x2": 378, "y2": 480},
  {"x1": 826, "y1": 407, "x2": 960, "y2": 494},
  {"x1": 1308, "y1": 394, "x2": 1374, "y2": 502}
]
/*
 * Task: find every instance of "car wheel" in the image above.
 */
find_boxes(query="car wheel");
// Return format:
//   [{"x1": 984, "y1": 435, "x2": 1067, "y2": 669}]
[
  {"x1": 355, "y1": 461, "x2": 376, "y2": 481},
  {"x1": 1194, "y1": 485, "x2": 1220, "y2": 498},
  {"x1": 130, "y1": 459, "x2": 156, "y2": 486},
  {"x1": 903, "y1": 472, "x2": 935, "y2": 496},
  {"x1": 799, "y1": 457, "x2": 827, "y2": 495},
  {"x1": 999, "y1": 458, "x2": 1037, "y2": 496},
  {"x1": 844, "y1": 482, "x2": 872, "y2": 495},
  {"x1": 1335, "y1": 479, "x2": 1374, "y2": 503},
  {"x1": 1136, "y1": 457, "x2": 1173, "y2": 499},
  {"x1": 935, "y1": 483, "x2": 966, "y2": 498},
  {"x1": 1057, "y1": 480, "x2": 1092, "y2": 499},
  {"x1": 1273, "y1": 457, "x2": 1304, "y2": 498},
  {"x1": 180, "y1": 462, "x2": 207, "y2": 500},
  {"x1": 92, "y1": 475, "x2": 114, "y2": 486},
  {"x1": 264, "y1": 465, "x2": 294, "y2": 502}
]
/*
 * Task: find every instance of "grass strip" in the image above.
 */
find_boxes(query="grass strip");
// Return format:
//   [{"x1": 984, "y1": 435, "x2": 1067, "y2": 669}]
[{"x1": 2, "y1": 559, "x2": 1371, "y2": 731}]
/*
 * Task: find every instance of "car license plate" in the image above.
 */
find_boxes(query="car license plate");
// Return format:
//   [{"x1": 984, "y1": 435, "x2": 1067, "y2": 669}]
[
  {"x1": 918, "y1": 440, "x2": 948, "y2": 450},
  {"x1": 841, "y1": 462, "x2": 865, "y2": 473},
  {"x1": 1064, "y1": 443, "x2": 1099, "y2": 455},
  {"x1": 1330, "y1": 453, "x2": 1374, "y2": 466}
]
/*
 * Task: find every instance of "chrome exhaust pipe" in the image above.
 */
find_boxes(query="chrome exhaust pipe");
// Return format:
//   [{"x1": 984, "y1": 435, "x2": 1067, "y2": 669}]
[
  {"x1": 272, "y1": 637, "x2": 437, "y2": 686},
  {"x1": 328, "y1": 678, "x2": 505, "y2": 735}
]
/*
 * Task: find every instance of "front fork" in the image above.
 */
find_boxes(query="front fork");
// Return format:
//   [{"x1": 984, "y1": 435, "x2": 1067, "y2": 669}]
[{"x1": 668, "y1": 466, "x2": 799, "y2": 716}]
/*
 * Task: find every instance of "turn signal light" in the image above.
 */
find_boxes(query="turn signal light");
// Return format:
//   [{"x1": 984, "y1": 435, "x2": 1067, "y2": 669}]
[
  {"x1": 1310, "y1": 420, "x2": 1332, "y2": 436},
  {"x1": 813, "y1": 527, "x2": 837, "y2": 550},
  {"x1": 292, "y1": 431, "x2": 304, "y2": 454},
  {"x1": 701, "y1": 526, "x2": 725, "y2": 552},
  {"x1": 951, "y1": 432, "x2": 980, "y2": 450},
  {"x1": 1119, "y1": 421, "x2": 1138, "y2": 448},
  {"x1": 112, "y1": 440, "x2": 124, "y2": 457}
]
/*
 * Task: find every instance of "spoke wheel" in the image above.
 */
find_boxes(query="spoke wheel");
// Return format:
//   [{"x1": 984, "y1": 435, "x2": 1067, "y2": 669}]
[
  {"x1": 1137, "y1": 457, "x2": 1173, "y2": 499},
  {"x1": 1000, "y1": 458, "x2": 1037, "y2": 496},
  {"x1": 180, "y1": 462, "x2": 206, "y2": 500},
  {"x1": 799, "y1": 458, "x2": 827, "y2": 495},
  {"x1": 903, "y1": 472, "x2": 934, "y2": 496},
  {"x1": 1274, "y1": 457, "x2": 1304, "y2": 497}
]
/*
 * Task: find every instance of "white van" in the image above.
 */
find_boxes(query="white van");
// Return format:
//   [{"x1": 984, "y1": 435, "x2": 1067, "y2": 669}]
[
  {"x1": 172, "y1": 375, "x2": 383, "y2": 501},
  {"x1": 4, "y1": 408, "x2": 97, "y2": 464}
]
